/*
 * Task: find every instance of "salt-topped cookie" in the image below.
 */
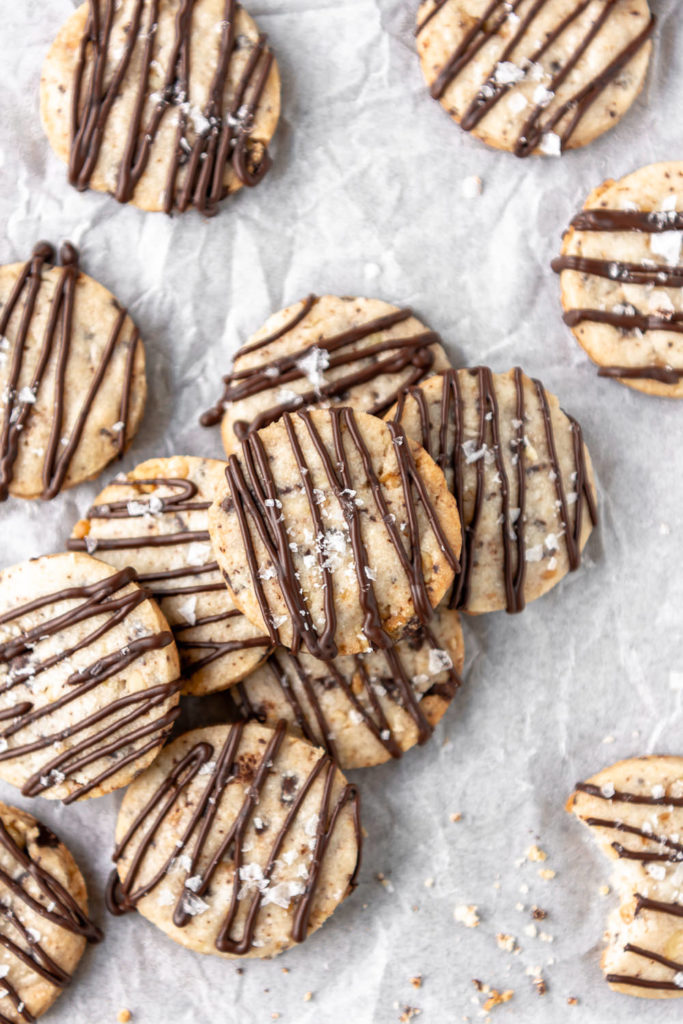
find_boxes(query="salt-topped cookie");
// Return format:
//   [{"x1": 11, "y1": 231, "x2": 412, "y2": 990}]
[
  {"x1": 553, "y1": 161, "x2": 683, "y2": 397},
  {"x1": 568, "y1": 756, "x2": 683, "y2": 999},
  {"x1": 41, "y1": 0, "x2": 281, "y2": 215},
  {"x1": 388, "y1": 367, "x2": 597, "y2": 614},
  {"x1": 0, "y1": 802, "x2": 101, "y2": 1021},
  {"x1": 416, "y1": 0, "x2": 653, "y2": 157},
  {"x1": 106, "y1": 721, "x2": 361, "y2": 958},
  {"x1": 68, "y1": 457, "x2": 272, "y2": 697},
  {"x1": 0, "y1": 552, "x2": 180, "y2": 803},
  {"x1": 0, "y1": 242, "x2": 145, "y2": 502},
  {"x1": 232, "y1": 604, "x2": 464, "y2": 769},
  {"x1": 201, "y1": 295, "x2": 452, "y2": 455},
  {"x1": 208, "y1": 407, "x2": 462, "y2": 657}
]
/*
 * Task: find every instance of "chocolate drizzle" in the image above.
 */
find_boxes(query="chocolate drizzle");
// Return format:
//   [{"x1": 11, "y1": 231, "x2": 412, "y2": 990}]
[
  {"x1": 393, "y1": 368, "x2": 597, "y2": 613},
  {"x1": 0, "y1": 242, "x2": 138, "y2": 502},
  {"x1": 0, "y1": 813, "x2": 101, "y2": 1023},
  {"x1": 417, "y1": 0, "x2": 654, "y2": 157},
  {"x1": 199, "y1": 298, "x2": 443, "y2": 436},
  {"x1": 67, "y1": 475, "x2": 272, "y2": 683},
  {"x1": 234, "y1": 621, "x2": 461, "y2": 763},
  {"x1": 105, "y1": 721, "x2": 361, "y2": 953},
  {"x1": 69, "y1": 0, "x2": 276, "y2": 215},
  {"x1": 0, "y1": 565, "x2": 180, "y2": 804},
  {"x1": 222, "y1": 407, "x2": 460, "y2": 659},
  {"x1": 574, "y1": 775, "x2": 683, "y2": 993},
  {"x1": 553, "y1": 204, "x2": 683, "y2": 384}
]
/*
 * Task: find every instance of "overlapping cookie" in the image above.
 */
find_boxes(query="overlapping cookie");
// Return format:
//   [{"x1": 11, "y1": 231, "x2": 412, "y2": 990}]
[
  {"x1": 0, "y1": 242, "x2": 145, "y2": 502},
  {"x1": 0, "y1": 803, "x2": 101, "y2": 1021},
  {"x1": 41, "y1": 0, "x2": 281, "y2": 215},
  {"x1": 553, "y1": 161, "x2": 683, "y2": 397},
  {"x1": 231, "y1": 605, "x2": 464, "y2": 770},
  {"x1": 106, "y1": 721, "x2": 361, "y2": 958},
  {"x1": 388, "y1": 367, "x2": 597, "y2": 614},
  {"x1": 208, "y1": 407, "x2": 462, "y2": 657},
  {"x1": 68, "y1": 457, "x2": 272, "y2": 696},
  {"x1": 200, "y1": 295, "x2": 452, "y2": 455},
  {"x1": 415, "y1": 0, "x2": 654, "y2": 157},
  {"x1": 568, "y1": 756, "x2": 683, "y2": 999},
  {"x1": 0, "y1": 552, "x2": 180, "y2": 803}
]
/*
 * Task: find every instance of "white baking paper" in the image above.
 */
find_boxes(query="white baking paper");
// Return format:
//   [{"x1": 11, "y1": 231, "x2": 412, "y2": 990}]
[{"x1": 0, "y1": 2, "x2": 682, "y2": 1021}]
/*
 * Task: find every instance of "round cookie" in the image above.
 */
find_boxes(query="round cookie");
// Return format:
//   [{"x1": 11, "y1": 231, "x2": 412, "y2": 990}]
[
  {"x1": 553, "y1": 161, "x2": 683, "y2": 397},
  {"x1": 200, "y1": 295, "x2": 452, "y2": 455},
  {"x1": 231, "y1": 604, "x2": 464, "y2": 770},
  {"x1": 0, "y1": 552, "x2": 180, "y2": 803},
  {"x1": 41, "y1": 0, "x2": 281, "y2": 216},
  {"x1": 0, "y1": 802, "x2": 101, "y2": 1021},
  {"x1": 388, "y1": 367, "x2": 597, "y2": 614},
  {"x1": 415, "y1": 0, "x2": 653, "y2": 157},
  {"x1": 68, "y1": 457, "x2": 272, "y2": 697},
  {"x1": 106, "y1": 721, "x2": 361, "y2": 958},
  {"x1": 0, "y1": 242, "x2": 146, "y2": 502},
  {"x1": 568, "y1": 756, "x2": 683, "y2": 999},
  {"x1": 208, "y1": 407, "x2": 462, "y2": 657}
]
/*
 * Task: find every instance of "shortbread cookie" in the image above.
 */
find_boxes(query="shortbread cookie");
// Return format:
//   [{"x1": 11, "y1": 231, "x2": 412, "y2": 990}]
[
  {"x1": 41, "y1": 0, "x2": 281, "y2": 216},
  {"x1": 389, "y1": 367, "x2": 597, "y2": 614},
  {"x1": 0, "y1": 802, "x2": 101, "y2": 1021},
  {"x1": 553, "y1": 162, "x2": 683, "y2": 397},
  {"x1": 200, "y1": 295, "x2": 452, "y2": 455},
  {"x1": 0, "y1": 552, "x2": 181, "y2": 803},
  {"x1": 106, "y1": 721, "x2": 361, "y2": 958},
  {"x1": 68, "y1": 457, "x2": 272, "y2": 697},
  {"x1": 231, "y1": 604, "x2": 464, "y2": 769},
  {"x1": 0, "y1": 242, "x2": 146, "y2": 502},
  {"x1": 208, "y1": 407, "x2": 462, "y2": 657},
  {"x1": 568, "y1": 757, "x2": 683, "y2": 999},
  {"x1": 416, "y1": 0, "x2": 653, "y2": 157}
]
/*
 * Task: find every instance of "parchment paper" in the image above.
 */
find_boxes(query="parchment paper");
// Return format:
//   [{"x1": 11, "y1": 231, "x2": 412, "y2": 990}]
[{"x1": 0, "y1": 2, "x2": 682, "y2": 1021}]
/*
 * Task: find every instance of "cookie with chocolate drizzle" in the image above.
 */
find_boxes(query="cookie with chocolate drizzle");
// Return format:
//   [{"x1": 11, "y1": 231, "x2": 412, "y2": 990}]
[
  {"x1": 0, "y1": 242, "x2": 146, "y2": 503},
  {"x1": 68, "y1": 456, "x2": 273, "y2": 697},
  {"x1": 41, "y1": 0, "x2": 280, "y2": 215},
  {"x1": 208, "y1": 407, "x2": 462, "y2": 657},
  {"x1": 553, "y1": 161, "x2": 683, "y2": 397},
  {"x1": 106, "y1": 721, "x2": 361, "y2": 958},
  {"x1": 388, "y1": 367, "x2": 597, "y2": 614},
  {"x1": 415, "y1": 0, "x2": 653, "y2": 157},
  {"x1": 230, "y1": 604, "x2": 464, "y2": 770},
  {"x1": 200, "y1": 295, "x2": 452, "y2": 455},
  {"x1": 568, "y1": 756, "x2": 683, "y2": 999},
  {"x1": 0, "y1": 801, "x2": 101, "y2": 1022},
  {"x1": 0, "y1": 552, "x2": 181, "y2": 803}
]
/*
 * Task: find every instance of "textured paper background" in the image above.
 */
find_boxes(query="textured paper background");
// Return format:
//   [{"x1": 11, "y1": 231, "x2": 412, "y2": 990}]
[{"x1": 0, "y1": 1, "x2": 682, "y2": 1021}]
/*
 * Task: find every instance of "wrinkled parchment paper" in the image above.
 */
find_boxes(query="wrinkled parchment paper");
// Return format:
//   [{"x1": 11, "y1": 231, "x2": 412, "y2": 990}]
[{"x1": 1, "y1": 2, "x2": 682, "y2": 1021}]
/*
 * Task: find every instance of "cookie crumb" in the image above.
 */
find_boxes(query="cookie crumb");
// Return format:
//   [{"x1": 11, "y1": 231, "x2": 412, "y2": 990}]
[
  {"x1": 424, "y1": 877, "x2": 435, "y2": 888},
  {"x1": 599, "y1": 884, "x2": 610, "y2": 896},
  {"x1": 533, "y1": 977, "x2": 547, "y2": 996},
  {"x1": 526, "y1": 845, "x2": 547, "y2": 862},
  {"x1": 450, "y1": 812, "x2": 462, "y2": 822},
  {"x1": 461, "y1": 176, "x2": 483, "y2": 199},
  {"x1": 399, "y1": 1008, "x2": 421, "y2": 1022},
  {"x1": 303, "y1": 991, "x2": 313, "y2": 1002},
  {"x1": 454, "y1": 904, "x2": 479, "y2": 928},
  {"x1": 530, "y1": 906, "x2": 547, "y2": 920},
  {"x1": 411, "y1": 976, "x2": 423, "y2": 989},
  {"x1": 567, "y1": 996, "x2": 578, "y2": 1006},
  {"x1": 117, "y1": 1013, "x2": 131, "y2": 1024},
  {"x1": 496, "y1": 933, "x2": 517, "y2": 953},
  {"x1": 483, "y1": 988, "x2": 514, "y2": 1012},
  {"x1": 538, "y1": 868, "x2": 556, "y2": 881}
]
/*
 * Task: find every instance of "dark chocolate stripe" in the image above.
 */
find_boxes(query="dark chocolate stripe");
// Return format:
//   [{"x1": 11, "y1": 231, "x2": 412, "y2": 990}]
[
  {"x1": 69, "y1": 0, "x2": 275, "y2": 215},
  {"x1": 418, "y1": 0, "x2": 654, "y2": 158},
  {"x1": 0, "y1": 242, "x2": 138, "y2": 502},
  {"x1": 105, "y1": 721, "x2": 361, "y2": 954},
  {"x1": 575, "y1": 782, "x2": 683, "y2": 807}
]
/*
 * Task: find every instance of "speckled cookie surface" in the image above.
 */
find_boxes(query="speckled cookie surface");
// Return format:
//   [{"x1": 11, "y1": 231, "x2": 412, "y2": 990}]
[
  {"x1": 201, "y1": 295, "x2": 452, "y2": 456},
  {"x1": 388, "y1": 368, "x2": 597, "y2": 614},
  {"x1": 232, "y1": 604, "x2": 464, "y2": 770},
  {"x1": 68, "y1": 456, "x2": 272, "y2": 696},
  {"x1": 416, "y1": 0, "x2": 653, "y2": 157},
  {"x1": 0, "y1": 243, "x2": 145, "y2": 502},
  {"x1": 41, "y1": 0, "x2": 281, "y2": 215},
  {"x1": 0, "y1": 552, "x2": 180, "y2": 803},
  {"x1": 553, "y1": 161, "x2": 683, "y2": 398},
  {"x1": 107, "y1": 721, "x2": 361, "y2": 959},
  {"x1": 568, "y1": 756, "x2": 683, "y2": 999},
  {"x1": 208, "y1": 407, "x2": 462, "y2": 657},
  {"x1": 0, "y1": 802, "x2": 101, "y2": 1022}
]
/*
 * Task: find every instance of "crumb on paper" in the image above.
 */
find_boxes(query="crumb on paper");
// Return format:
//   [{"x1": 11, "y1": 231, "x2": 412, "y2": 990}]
[
  {"x1": 530, "y1": 906, "x2": 547, "y2": 920},
  {"x1": 496, "y1": 933, "x2": 518, "y2": 953},
  {"x1": 117, "y1": 1013, "x2": 131, "y2": 1024},
  {"x1": 538, "y1": 868, "x2": 556, "y2": 881},
  {"x1": 424, "y1": 877, "x2": 435, "y2": 888},
  {"x1": 461, "y1": 175, "x2": 483, "y2": 199},
  {"x1": 450, "y1": 812, "x2": 462, "y2": 822},
  {"x1": 567, "y1": 996, "x2": 578, "y2": 1006},
  {"x1": 454, "y1": 904, "x2": 480, "y2": 928},
  {"x1": 303, "y1": 991, "x2": 313, "y2": 1002},
  {"x1": 411, "y1": 976, "x2": 423, "y2": 990},
  {"x1": 399, "y1": 1008, "x2": 421, "y2": 1022},
  {"x1": 602, "y1": 734, "x2": 615, "y2": 744},
  {"x1": 472, "y1": 981, "x2": 514, "y2": 1013},
  {"x1": 599, "y1": 884, "x2": 610, "y2": 896},
  {"x1": 532, "y1": 977, "x2": 547, "y2": 996},
  {"x1": 526, "y1": 845, "x2": 546, "y2": 862},
  {"x1": 377, "y1": 872, "x2": 395, "y2": 893}
]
